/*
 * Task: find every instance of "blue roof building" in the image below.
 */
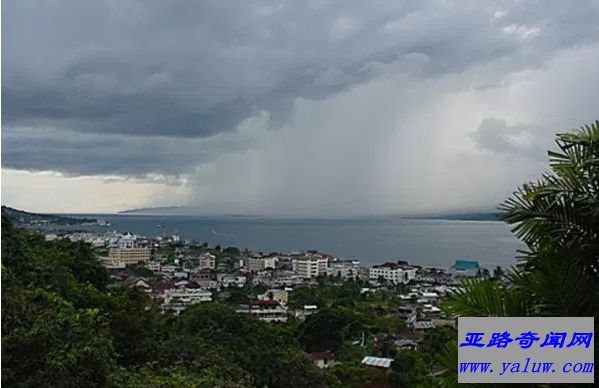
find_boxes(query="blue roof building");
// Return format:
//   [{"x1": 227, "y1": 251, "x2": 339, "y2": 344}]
[{"x1": 451, "y1": 259, "x2": 480, "y2": 271}]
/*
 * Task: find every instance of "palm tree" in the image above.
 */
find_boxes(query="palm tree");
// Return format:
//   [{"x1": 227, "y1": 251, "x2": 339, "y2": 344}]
[{"x1": 436, "y1": 121, "x2": 599, "y2": 387}]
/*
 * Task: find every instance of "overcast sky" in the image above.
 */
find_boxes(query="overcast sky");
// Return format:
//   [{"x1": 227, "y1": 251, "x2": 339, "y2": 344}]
[{"x1": 2, "y1": 0, "x2": 599, "y2": 215}]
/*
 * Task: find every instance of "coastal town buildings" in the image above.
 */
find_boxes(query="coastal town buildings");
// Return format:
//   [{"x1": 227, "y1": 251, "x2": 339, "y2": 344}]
[
  {"x1": 258, "y1": 289, "x2": 288, "y2": 305},
  {"x1": 160, "y1": 287, "x2": 213, "y2": 315},
  {"x1": 236, "y1": 300, "x2": 288, "y2": 322},
  {"x1": 247, "y1": 256, "x2": 278, "y2": 272},
  {"x1": 450, "y1": 259, "x2": 480, "y2": 276},
  {"x1": 326, "y1": 259, "x2": 361, "y2": 279},
  {"x1": 198, "y1": 253, "x2": 216, "y2": 270},
  {"x1": 369, "y1": 262, "x2": 417, "y2": 284},
  {"x1": 217, "y1": 273, "x2": 247, "y2": 288},
  {"x1": 292, "y1": 254, "x2": 328, "y2": 278},
  {"x1": 107, "y1": 247, "x2": 151, "y2": 266}
]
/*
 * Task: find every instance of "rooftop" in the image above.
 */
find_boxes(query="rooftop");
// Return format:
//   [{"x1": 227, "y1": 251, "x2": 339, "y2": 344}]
[
  {"x1": 361, "y1": 356, "x2": 393, "y2": 368},
  {"x1": 451, "y1": 260, "x2": 480, "y2": 270},
  {"x1": 250, "y1": 299, "x2": 281, "y2": 307},
  {"x1": 310, "y1": 351, "x2": 335, "y2": 360}
]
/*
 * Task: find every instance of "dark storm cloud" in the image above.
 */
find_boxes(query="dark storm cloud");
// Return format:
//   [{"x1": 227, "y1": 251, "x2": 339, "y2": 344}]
[
  {"x1": 1, "y1": 124, "x2": 263, "y2": 177},
  {"x1": 3, "y1": 0, "x2": 599, "y2": 175},
  {"x1": 469, "y1": 118, "x2": 553, "y2": 161}
]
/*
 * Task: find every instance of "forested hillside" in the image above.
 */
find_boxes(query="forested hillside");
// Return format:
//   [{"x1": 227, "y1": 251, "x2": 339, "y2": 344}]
[{"x1": 1, "y1": 213, "x2": 330, "y2": 387}]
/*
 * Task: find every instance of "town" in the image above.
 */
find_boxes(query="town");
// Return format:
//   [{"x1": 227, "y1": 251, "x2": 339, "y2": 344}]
[{"x1": 42, "y1": 227, "x2": 498, "y2": 375}]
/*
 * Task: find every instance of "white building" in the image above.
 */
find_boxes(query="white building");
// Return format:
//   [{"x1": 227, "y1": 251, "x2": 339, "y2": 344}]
[
  {"x1": 247, "y1": 256, "x2": 278, "y2": 272},
  {"x1": 236, "y1": 300, "x2": 288, "y2": 322},
  {"x1": 294, "y1": 305, "x2": 318, "y2": 320},
  {"x1": 198, "y1": 253, "x2": 216, "y2": 270},
  {"x1": 147, "y1": 261, "x2": 161, "y2": 272},
  {"x1": 292, "y1": 255, "x2": 328, "y2": 278},
  {"x1": 218, "y1": 274, "x2": 247, "y2": 288},
  {"x1": 369, "y1": 263, "x2": 417, "y2": 285},
  {"x1": 161, "y1": 288, "x2": 213, "y2": 315},
  {"x1": 327, "y1": 260, "x2": 360, "y2": 279},
  {"x1": 117, "y1": 235, "x2": 137, "y2": 249}
]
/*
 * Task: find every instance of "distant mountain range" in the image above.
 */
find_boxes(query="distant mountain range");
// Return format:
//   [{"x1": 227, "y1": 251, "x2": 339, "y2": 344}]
[
  {"x1": 1, "y1": 206, "x2": 100, "y2": 225},
  {"x1": 119, "y1": 206, "x2": 501, "y2": 221},
  {"x1": 119, "y1": 206, "x2": 220, "y2": 216},
  {"x1": 406, "y1": 212, "x2": 501, "y2": 221}
]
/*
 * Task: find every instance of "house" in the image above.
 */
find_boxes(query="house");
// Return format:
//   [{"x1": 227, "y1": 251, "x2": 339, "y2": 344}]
[
  {"x1": 361, "y1": 356, "x2": 394, "y2": 369},
  {"x1": 310, "y1": 351, "x2": 336, "y2": 369},
  {"x1": 258, "y1": 289, "x2": 288, "y2": 305},
  {"x1": 394, "y1": 338, "x2": 418, "y2": 350},
  {"x1": 160, "y1": 287, "x2": 213, "y2": 315},
  {"x1": 150, "y1": 281, "x2": 176, "y2": 298},
  {"x1": 411, "y1": 320, "x2": 436, "y2": 332},
  {"x1": 293, "y1": 305, "x2": 318, "y2": 320},
  {"x1": 236, "y1": 300, "x2": 288, "y2": 322},
  {"x1": 217, "y1": 274, "x2": 247, "y2": 288}
]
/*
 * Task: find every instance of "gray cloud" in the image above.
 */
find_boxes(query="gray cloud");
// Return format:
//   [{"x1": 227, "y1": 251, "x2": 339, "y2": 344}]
[
  {"x1": 3, "y1": 1, "x2": 599, "y2": 214},
  {"x1": 469, "y1": 118, "x2": 552, "y2": 160},
  {"x1": 4, "y1": 1, "x2": 599, "y2": 141},
  {"x1": 2, "y1": 112, "x2": 269, "y2": 177}
]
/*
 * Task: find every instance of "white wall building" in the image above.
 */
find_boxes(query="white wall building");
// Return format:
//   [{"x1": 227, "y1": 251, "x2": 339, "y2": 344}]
[
  {"x1": 161, "y1": 288, "x2": 213, "y2": 315},
  {"x1": 117, "y1": 235, "x2": 137, "y2": 249},
  {"x1": 327, "y1": 260, "x2": 360, "y2": 279},
  {"x1": 198, "y1": 253, "x2": 216, "y2": 270},
  {"x1": 236, "y1": 300, "x2": 288, "y2": 322},
  {"x1": 247, "y1": 256, "x2": 278, "y2": 272},
  {"x1": 218, "y1": 274, "x2": 247, "y2": 288},
  {"x1": 369, "y1": 263, "x2": 417, "y2": 285},
  {"x1": 292, "y1": 255, "x2": 328, "y2": 278}
]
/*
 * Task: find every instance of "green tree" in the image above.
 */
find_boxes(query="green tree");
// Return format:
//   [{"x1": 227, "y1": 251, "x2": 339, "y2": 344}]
[
  {"x1": 438, "y1": 121, "x2": 599, "y2": 387},
  {"x1": 389, "y1": 350, "x2": 432, "y2": 388},
  {"x1": 297, "y1": 308, "x2": 347, "y2": 352},
  {"x1": 2, "y1": 280, "x2": 116, "y2": 388}
]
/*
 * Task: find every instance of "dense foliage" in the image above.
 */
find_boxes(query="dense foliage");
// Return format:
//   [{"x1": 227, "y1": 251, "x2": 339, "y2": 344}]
[
  {"x1": 1, "y1": 214, "x2": 328, "y2": 388},
  {"x1": 439, "y1": 121, "x2": 599, "y2": 387},
  {"x1": 2, "y1": 214, "x2": 422, "y2": 387}
]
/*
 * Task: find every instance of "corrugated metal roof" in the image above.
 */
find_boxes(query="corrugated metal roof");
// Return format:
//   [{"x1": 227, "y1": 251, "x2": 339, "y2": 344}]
[
  {"x1": 413, "y1": 321, "x2": 436, "y2": 330},
  {"x1": 361, "y1": 356, "x2": 393, "y2": 368}
]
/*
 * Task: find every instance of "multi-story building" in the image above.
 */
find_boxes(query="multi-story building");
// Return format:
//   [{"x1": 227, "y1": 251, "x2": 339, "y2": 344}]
[
  {"x1": 369, "y1": 262, "x2": 417, "y2": 284},
  {"x1": 107, "y1": 247, "x2": 151, "y2": 266},
  {"x1": 116, "y1": 235, "x2": 137, "y2": 249},
  {"x1": 198, "y1": 253, "x2": 216, "y2": 270},
  {"x1": 217, "y1": 274, "x2": 247, "y2": 288},
  {"x1": 326, "y1": 259, "x2": 360, "y2": 279},
  {"x1": 292, "y1": 254, "x2": 328, "y2": 278},
  {"x1": 160, "y1": 288, "x2": 212, "y2": 315},
  {"x1": 236, "y1": 300, "x2": 288, "y2": 323},
  {"x1": 247, "y1": 256, "x2": 278, "y2": 272}
]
